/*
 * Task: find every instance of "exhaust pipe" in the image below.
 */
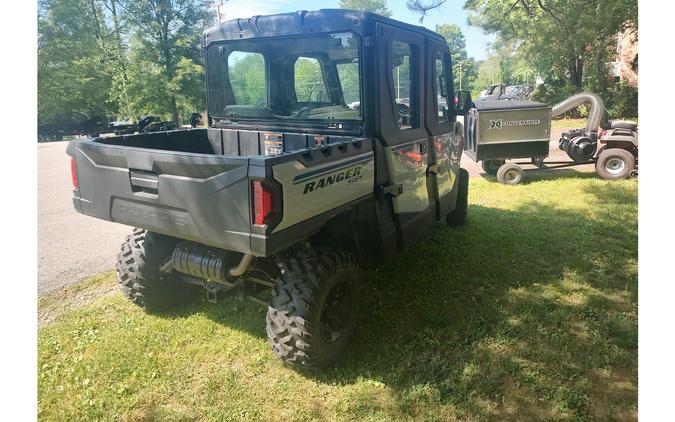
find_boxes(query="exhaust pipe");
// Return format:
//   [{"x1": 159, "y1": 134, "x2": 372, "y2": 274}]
[
  {"x1": 228, "y1": 254, "x2": 254, "y2": 277},
  {"x1": 171, "y1": 241, "x2": 254, "y2": 283},
  {"x1": 551, "y1": 93, "x2": 611, "y2": 137}
]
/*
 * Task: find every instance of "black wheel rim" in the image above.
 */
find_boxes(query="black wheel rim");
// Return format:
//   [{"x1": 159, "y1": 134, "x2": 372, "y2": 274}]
[{"x1": 319, "y1": 277, "x2": 354, "y2": 343}]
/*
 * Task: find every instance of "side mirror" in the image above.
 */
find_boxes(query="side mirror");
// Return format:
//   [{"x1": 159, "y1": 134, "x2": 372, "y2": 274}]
[{"x1": 455, "y1": 90, "x2": 473, "y2": 115}]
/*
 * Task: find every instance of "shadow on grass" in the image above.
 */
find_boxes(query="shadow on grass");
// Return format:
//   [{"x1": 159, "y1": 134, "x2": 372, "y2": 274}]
[
  {"x1": 479, "y1": 167, "x2": 599, "y2": 185},
  {"x1": 160, "y1": 181, "x2": 638, "y2": 420}
]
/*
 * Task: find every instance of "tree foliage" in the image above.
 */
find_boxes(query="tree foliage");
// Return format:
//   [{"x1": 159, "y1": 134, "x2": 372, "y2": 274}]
[
  {"x1": 38, "y1": 0, "x2": 115, "y2": 124},
  {"x1": 120, "y1": 0, "x2": 212, "y2": 122},
  {"x1": 339, "y1": 0, "x2": 392, "y2": 17},
  {"x1": 464, "y1": 0, "x2": 637, "y2": 91},
  {"x1": 435, "y1": 24, "x2": 478, "y2": 91},
  {"x1": 38, "y1": 0, "x2": 213, "y2": 126}
]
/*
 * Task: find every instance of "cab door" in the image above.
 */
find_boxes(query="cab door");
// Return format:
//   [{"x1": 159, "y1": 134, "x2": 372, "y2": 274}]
[
  {"x1": 375, "y1": 23, "x2": 433, "y2": 249},
  {"x1": 425, "y1": 43, "x2": 462, "y2": 217}
]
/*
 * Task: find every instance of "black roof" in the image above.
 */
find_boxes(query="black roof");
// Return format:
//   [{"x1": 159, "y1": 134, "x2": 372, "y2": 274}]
[{"x1": 202, "y1": 9, "x2": 446, "y2": 47}]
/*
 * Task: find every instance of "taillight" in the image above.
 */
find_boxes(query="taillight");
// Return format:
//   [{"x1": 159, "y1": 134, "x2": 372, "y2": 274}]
[
  {"x1": 252, "y1": 180, "x2": 272, "y2": 225},
  {"x1": 70, "y1": 157, "x2": 79, "y2": 189}
]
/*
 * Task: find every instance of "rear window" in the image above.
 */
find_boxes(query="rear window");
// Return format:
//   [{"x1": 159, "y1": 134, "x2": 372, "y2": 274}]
[{"x1": 228, "y1": 51, "x2": 266, "y2": 105}]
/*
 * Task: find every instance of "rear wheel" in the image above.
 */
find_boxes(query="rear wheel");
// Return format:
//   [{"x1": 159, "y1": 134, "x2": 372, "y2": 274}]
[
  {"x1": 481, "y1": 159, "x2": 504, "y2": 175},
  {"x1": 266, "y1": 247, "x2": 361, "y2": 369},
  {"x1": 595, "y1": 148, "x2": 635, "y2": 180},
  {"x1": 116, "y1": 229, "x2": 200, "y2": 311},
  {"x1": 446, "y1": 168, "x2": 469, "y2": 226},
  {"x1": 496, "y1": 163, "x2": 524, "y2": 185}
]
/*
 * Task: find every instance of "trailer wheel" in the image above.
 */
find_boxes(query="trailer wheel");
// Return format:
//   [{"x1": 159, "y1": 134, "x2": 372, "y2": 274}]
[
  {"x1": 266, "y1": 247, "x2": 361, "y2": 369},
  {"x1": 446, "y1": 168, "x2": 469, "y2": 226},
  {"x1": 496, "y1": 163, "x2": 524, "y2": 185},
  {"x1": 481, "y1": 159, "x2": 504, "y2": 175},
  {"x1": 595, "y1": 148, "x2": 635, "y2": 180},
  {"x1": 116, "y1": 229, "x2": 199, "y2": 311}
]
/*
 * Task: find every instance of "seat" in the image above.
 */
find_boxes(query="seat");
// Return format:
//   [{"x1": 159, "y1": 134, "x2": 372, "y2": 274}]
[{"x1": 610, "y1": 120, "x2": 638, "y2": 131}]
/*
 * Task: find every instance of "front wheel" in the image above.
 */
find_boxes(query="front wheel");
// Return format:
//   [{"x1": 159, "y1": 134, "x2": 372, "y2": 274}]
[
  {"x1": 595, "y1": 148, "x2": 635, "y2": 180},
  {"x1": 266, "y1": 247, "x2": 361, "y2": 369},
  {"x1": 496, "y1": 163, "x2": 524, "y2": 185}
]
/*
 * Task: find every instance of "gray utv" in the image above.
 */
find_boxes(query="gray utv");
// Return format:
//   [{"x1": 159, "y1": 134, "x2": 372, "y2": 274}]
[{"x1": 66, "y1": 9, "x2": 470, "y2": 369}]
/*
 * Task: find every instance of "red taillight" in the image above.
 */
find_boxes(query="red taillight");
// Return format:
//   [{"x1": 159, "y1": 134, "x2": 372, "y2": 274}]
[
  {"x1": 70, "y1": 157, "x2": 79, "y2": 189},
  {"x1": 253, "y1": 180, "x2": 272, "y2": 225}
]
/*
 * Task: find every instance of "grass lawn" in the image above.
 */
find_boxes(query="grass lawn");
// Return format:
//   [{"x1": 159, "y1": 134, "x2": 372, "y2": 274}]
[{"x1": 38, "y1": 173, "x2": 638, "y2": 421}]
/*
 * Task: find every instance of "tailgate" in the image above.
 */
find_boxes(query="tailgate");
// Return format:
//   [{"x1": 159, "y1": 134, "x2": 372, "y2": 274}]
[{"x1": 67, "y1": 140, "x2": 254, "y2": 254}]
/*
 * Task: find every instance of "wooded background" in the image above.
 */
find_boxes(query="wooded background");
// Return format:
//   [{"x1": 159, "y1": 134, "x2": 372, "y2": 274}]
[{"x1": 38, "y1": 0, "x2": 638, "y2": 126}]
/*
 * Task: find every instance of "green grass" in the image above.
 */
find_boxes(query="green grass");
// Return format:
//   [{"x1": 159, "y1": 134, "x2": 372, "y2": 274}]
[{"x1": 38, "y1": 174, "x2": 638, "y2": 421}]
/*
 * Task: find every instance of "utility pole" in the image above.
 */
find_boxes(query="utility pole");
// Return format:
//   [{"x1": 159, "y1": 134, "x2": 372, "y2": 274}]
[
  {"x1": 458, "y1": 61, "x2": 463, "y2": 91},
  {"x1": 209, "y1": 0, "x2": 227, "y2": 23}
]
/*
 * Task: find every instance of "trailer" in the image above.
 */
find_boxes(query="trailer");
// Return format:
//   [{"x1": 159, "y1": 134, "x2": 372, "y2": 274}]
[{"x1": 463, "y1": 93, "x2": 638, "y2": 184}]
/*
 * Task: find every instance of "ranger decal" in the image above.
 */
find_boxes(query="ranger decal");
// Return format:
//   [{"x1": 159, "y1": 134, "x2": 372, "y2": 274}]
[{"x1": 302, "y1": 166, "x2": 362, "y2": 194}]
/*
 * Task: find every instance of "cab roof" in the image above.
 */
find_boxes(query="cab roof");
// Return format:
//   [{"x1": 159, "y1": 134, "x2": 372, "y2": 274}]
[{"x1": 202, "y1": 9, "x2": 446, "y2": 47}]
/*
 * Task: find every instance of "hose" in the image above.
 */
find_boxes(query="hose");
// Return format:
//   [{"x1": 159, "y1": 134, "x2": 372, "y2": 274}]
[{"x1": 551, "y1": 93, "x2": 611, "y2": 135}]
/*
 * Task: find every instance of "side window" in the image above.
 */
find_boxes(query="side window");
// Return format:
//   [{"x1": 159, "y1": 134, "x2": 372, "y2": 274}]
[
  {"x1": 434, "y1": 53, "x2": 450, "y2": 124},
  {"x1": 391, "y1": 42, "x2": 418, "y2": 130},
  {"x1": 295, "y1": 57, "x2": 329, "y2": 103},
  {"x1": 228, "y1": 51, "x2": 266, "y2": 105},
  {"x1": 337, "y1": 61, "x2": 360, "y2": 107}
]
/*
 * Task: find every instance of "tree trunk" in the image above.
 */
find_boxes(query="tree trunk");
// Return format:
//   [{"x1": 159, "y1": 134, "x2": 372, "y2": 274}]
[
  {"x1": 568, "y1": 55, "x2": 583, "y2": 91},
  {"x1": 109, "y1": 0, "x2": 131, "y2": 118}
]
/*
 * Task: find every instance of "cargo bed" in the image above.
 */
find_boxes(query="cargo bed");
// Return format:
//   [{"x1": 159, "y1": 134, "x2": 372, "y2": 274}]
[{"x1": 67, "y1": 128, "x2": 374, "y2": 256}]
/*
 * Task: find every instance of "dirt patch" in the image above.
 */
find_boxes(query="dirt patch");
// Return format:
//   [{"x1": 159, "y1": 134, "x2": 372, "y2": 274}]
[{"x1": 38, "y1": 272, "x2": 118, "y2": 328}]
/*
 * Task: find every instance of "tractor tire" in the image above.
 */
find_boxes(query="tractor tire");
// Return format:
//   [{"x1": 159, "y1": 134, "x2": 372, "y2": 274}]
[
  {"x1": 595, "y1": 148, "x2": 635, "y2": 180},
  {"x1": 496, "y1": 163, "x2": 524, "y2": 185},
  {"x1": 446, "y1": 168, "x2": 469, "y2": 226},
  {"x1": 481, "y1": 159, "x2": 504, "y2": 175},
  {"x1": 266, "y1": 247, "x2": 361, "y2": 369},
  {"x1": 116, "y1": 228, "x2": 199, "y2": 311}
]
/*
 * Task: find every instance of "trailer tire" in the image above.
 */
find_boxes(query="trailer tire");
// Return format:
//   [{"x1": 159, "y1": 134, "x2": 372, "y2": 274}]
[
  {"x1": 266, "y1": 247, "x2": 361, "y2": 369},
  {"x1": 481, "y1": 159, "x2": 504, "y2": 175},
  {"x1": 116, "y1": 228, "x2": 199, "y2": 311},
  {"x1": 595, "y1": 148, "x2": 634, "y2": 180},
  {"x1": 446, "y1": 168, "x2": 469, "y2": 226},
  {"x1": 496, "y1": 163, "x2": 524, "y2": 185}
]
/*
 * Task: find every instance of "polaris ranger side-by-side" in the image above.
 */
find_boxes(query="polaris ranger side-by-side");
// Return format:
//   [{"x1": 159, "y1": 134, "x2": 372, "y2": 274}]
[{"x1": 67, "y1": 9, "x2": 471, "y2": 368}]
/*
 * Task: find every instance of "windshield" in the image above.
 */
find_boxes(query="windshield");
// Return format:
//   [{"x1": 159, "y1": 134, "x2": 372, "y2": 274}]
[{"x1": 206, "y1": 32, "x2": 361, "y2": 125}]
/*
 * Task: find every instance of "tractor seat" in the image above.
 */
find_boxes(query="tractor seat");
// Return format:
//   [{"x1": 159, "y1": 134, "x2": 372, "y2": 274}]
[{"x1": 610, "y1": 120, "x2": 638, "y2": 130}]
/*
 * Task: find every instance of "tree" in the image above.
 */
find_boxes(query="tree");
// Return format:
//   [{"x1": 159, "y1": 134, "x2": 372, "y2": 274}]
[
  {"x1": 435, "y1": 24, "x2": 477, "y2": 91},
  {"x1": 339, "y1": 0, "x2": 392, "y2": 17},
  {"x1": 407, "y1": 0, "x2": 447, "y2": 22},
  {"x1": 38, "y1": 0, "x2": 116, "y2": 125},
  {"x1": 119, "y1": 0, "x2": 213, "y2": 123},
  {"x1": 463, "y1": 0, "x2": 637, "y2": 91}
]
